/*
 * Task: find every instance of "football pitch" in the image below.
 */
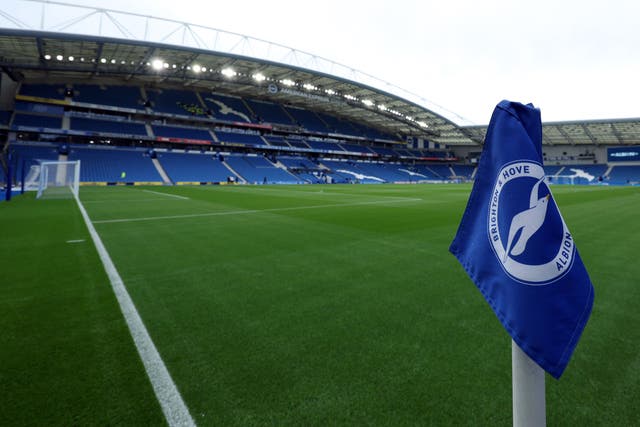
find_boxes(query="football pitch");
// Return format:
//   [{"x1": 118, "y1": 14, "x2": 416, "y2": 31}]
[{"x1": 1, "y1": 183, "x2": 638, "y2": 426}]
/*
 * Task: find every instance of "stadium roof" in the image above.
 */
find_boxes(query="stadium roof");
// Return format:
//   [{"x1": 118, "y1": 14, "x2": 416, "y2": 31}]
[
  {"x1": 0, "y1": 27, "x2": 474, "y2": 145},
  {"x1": 0, "y1": 1, "x2": 638, "y2": 147},
  {"x1": 465, "y1": 118, "x2": 640, "y2": 146}
]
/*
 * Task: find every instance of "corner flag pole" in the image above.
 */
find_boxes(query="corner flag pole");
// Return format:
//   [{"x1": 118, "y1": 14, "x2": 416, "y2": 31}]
[{"x1": 512, "y1": 340, "x2": 546, "y2": 427}]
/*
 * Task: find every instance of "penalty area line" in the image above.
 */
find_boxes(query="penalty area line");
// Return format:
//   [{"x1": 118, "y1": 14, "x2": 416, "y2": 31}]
[
  {"x1": 74, "y1": 194, "x2": 196, "y2": 427},
  {"x1": 141, "y1": 189, "x2": 190, "y2": 200},
  {"x1": 93, "y1": 198, "x2": 423, "y2": 224}
]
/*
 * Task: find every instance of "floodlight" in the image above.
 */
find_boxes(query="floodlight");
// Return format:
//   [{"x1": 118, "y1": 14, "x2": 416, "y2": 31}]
[
  {"x1": 151, "y1": 58, "x2": 164, "y2": 70},
  {"x1": 221, "y1": 67, "x2": 237, "y2": 77},
  {"x1": 378, "y1": 104, "x2": 387, "y2": 111},
  {"x1": 325, "y1": 89, "x2": 336, "y2": 95},
  {"x1": 68, "y1": 56, "x2": 74, "y2": 61},
  {"x1": 417, "y1": 121, "x2": 428, "y2": 128},
  {"x1": 362, "y1": 99, "x2": 374, "y2": 107},
  {"x1": 44, "y1": 54, "x2": 51, "y2": 60},
  {"x1": 281, "y1": 79, "x2": 295, "y2": 86},
  {"x1": 100, "y1": 58, "x2": 107, "y2": 63},
  {"x1": 253, "y1": 73, "x2": 266, "y2": 82},
  {"x1": 193, "y1": 64, "x2": 202, "y2": 73},
  {"x1": 303, "y1": 83, "x2": 317, "y2": 91},
  {"x1": 56, "y1": 55, "x2": 63, "y2": 61}
]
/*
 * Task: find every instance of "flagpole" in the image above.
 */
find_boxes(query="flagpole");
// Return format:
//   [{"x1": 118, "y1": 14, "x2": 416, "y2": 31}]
[{"x1": 512, "y1": 340, "x2": 546, "y2": 427}]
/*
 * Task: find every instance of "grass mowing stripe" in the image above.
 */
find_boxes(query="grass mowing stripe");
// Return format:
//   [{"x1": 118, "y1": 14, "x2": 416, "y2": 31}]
[
  {"x1": 92, "y1": 197, "x2": 423, "y2": 224},
  {"x1": 75, "y1": 194, "x2": 196, "y2": 427},
  {"x1": 141, "y1": 189, "x2": 190, "y2": 200}
]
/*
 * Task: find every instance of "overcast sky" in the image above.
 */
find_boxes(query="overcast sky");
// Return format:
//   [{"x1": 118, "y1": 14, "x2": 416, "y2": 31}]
[{"x1": 3, "y1": 0, "x2": 640, "y2": 125}]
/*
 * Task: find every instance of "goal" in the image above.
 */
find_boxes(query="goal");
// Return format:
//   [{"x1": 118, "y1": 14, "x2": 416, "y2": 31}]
[{"x1": 36, "y1": 160, "x2": 81, "y2": 199}]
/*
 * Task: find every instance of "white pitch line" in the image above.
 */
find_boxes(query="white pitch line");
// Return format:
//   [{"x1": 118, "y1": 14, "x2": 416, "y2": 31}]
[
  {"x1": 66, "y1": 239, "x2": 85, "y2": 243},
  {"x1": 74, "y1": 194, "x2": 196, "y2": 427},
  {"x1": 92, "y1": 198, "x2": 422, "y2": 224},
  {"x1": 141, "y1": 189, "x2": 190, "y2": 200},
  {"x1": 82, "y1": 198, "x2": 175, "y2": 204}
]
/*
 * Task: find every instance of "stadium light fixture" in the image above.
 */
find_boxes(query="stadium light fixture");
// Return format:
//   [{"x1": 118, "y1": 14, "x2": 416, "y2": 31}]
[
  {"x1": 253, "y1": 73, "x2": 266, "y2": 82},
  {"x1": 417, "y1": 121, "x2": 429, "y2": 128},
  {"x1": 193, "y1": 64, "x2": 202, "y2": 73},
  {"x1": 325, "y1": 89, "x2": 336, "y2": 95},
  {"x1": 362, "y1": 99, "x2": 374, "y2": 107},
  {"x1": 68, "y1": 56, "x2": 74, "y2": 61},
  {"x1": 303, "y1": 83, "x2": 317, "y2": 91},
  {"x1": 100, "y1": 58, "x2": 107, "y2": 64},
  {"x1": 378, "y1": 104, "x2": 387, "y2": 111},
  {"x1": 56, "y1": 55, "x2": 63, "y2": 61},
  {"x1": 110, "y1": 59, "x2": 116, "y2": 64},
  {"x1": 202, "y1": 67, "x2": 207, "y2": 72},
  {"x1": 344, "y1": 94, "x2": 356, "y2": 101},
  {"x1": 221, "y1": 67, "x2": 237, "y2": 78},
  {"x1": 281, "y1": 79, "x2": 295, "y2": 86},
  {"x1": 44, "y1": 54, "x2": 51, "y2": 60},
  {"x1": 151, "y1": 58, "x2": 164, "y2": 70},
  {"x1": 163, "y1": 62, "x2": 169, "y2": 69}
]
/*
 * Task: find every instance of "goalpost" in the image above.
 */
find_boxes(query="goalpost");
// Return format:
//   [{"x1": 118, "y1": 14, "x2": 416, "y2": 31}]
[{"x1": 36, "y1": 160, "x2": 81, "y2": 199}]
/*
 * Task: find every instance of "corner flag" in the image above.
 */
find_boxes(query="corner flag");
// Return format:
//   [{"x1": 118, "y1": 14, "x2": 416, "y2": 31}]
[{"x1": 449, "y1": 100, "x2": 594, "y2": 379}]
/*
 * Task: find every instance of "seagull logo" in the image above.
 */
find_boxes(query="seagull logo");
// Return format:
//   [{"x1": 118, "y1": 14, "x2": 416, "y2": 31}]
[
  {"x1": 488, "y1": 161, "x2": 575, "y2": 285},
  {"x1": 503, "y1": 178, "x2": 549, "y2": 263}
]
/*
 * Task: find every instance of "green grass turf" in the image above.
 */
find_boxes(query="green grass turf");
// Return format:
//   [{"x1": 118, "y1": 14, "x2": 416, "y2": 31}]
[
  {"x1": 2, "y1": 184, "x2": 639, "y2": 425},
  {"x1": 0, "y1": 193, "x2": 165, "y2": 426}
]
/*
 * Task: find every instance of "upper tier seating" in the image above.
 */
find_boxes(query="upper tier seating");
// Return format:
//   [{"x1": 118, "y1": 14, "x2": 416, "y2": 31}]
[
  {"x1": 19, "y1": 84, "x2": 67, "y2": 100},
  {"x1": 146, "y1": 88, "x2": 205, "y2": 116},
  {"x1": 284, "y1": 106, "x2": 329, "y2": 133},
  {"x1": 245, "y1": 99, "x2": 294, "y2": 126},
  {"x1": 72, "y1": 85, "x2": 145, "y2": 110},
  {"x1": 201, "y1": 93, "x2": 253, "y2": 122}
]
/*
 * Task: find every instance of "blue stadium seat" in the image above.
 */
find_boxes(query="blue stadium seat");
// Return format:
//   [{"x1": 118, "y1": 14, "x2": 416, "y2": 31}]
[
  {"x1": 70, "y1": 117, "x2": 148, "y2": 136},
  {"x1": 157, "y1": 151, "x2": 236, "y2": 183},
  {"x1": 73, "y1": 85, "x2": 145, "y2": 110},
  {"x1": 67, "y1": 146, "x2": 162, "y2": 182}
]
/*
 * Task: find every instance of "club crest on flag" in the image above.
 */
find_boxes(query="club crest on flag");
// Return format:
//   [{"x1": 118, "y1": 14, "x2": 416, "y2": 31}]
[{"x1": 488, "y1": 160, "x2": 575, "y2": 285}]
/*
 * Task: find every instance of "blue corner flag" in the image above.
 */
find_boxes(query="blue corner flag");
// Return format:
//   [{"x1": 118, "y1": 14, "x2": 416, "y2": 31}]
[{"x1": 449, "y1": 100, "x2": 594, "y2": 379}]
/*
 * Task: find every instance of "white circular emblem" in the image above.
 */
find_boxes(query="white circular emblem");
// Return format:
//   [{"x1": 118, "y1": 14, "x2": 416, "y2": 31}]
[
  {"x1": 268, "y1": 84, "x2": 278, "y2": 94},
  {"x1": 487, "y1": 160, "x2": 575, "y2": 285}
]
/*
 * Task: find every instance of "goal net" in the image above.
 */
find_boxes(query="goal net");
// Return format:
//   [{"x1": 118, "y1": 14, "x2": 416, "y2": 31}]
[{"x1": 36, "y1": 160, "x2": 81, "y2": 199}]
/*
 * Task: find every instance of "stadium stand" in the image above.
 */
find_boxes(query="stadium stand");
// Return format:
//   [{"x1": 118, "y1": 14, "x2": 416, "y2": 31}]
[
  {"x1": 146, "y1": 88, "x2": 205, "y2": 116},
  {"x1": 214, "y1": 130, "x2": 267, "y2": 147},
  {"x1": 67, "y1": 145, "x2": 161, "y2": 183},
  {"x1": 284, "y1": 106, "x2": 329, "y2": 133},
  {"x1": 72, "y1": 84, "x2": 145, "y2": 110},
  {"x1": 152, "y1": 124, "x2": 213, "y2": 141},
  {"x1": 70, "y1": 116, "x2": 148, "y2": 136},
  {"x1": 263, "y1": 135, "x2": 291, "y2": 147},
  {"x1": 157, "y1": 151, "x2": 235, "y2": 183},
  {"x1": 224, "y1": 154, "x2": 301, "y2": 184},
  {"x1": 305, "y1": 139, "x2": 345, "y2": 152},
  {"x1": 18, "y1": 83, "x2": 67, "y2": 100},
  {"x1": 12, "y1": 113, "x2": 62, "y2": 130},
  {"x1": 551, "y1": 164, "x2": 608, "y2": 185},
  {"x1": 0, "y1": 110, "x2": 12, "y2": 126},
  {"x1": 245, "y1": 99, "x2": 293, "y2": 125},
  {"x1": 450, "y1": 165, "x2": 475, "y2": 179},
  {"x1": 201, "y1": 93, "x2": 253, "y2": 122},
  {"x1": 606, "y1": 165, "x2": 640, "y2": 185},
  {"x1": 10, "y1": 142, "x2": 61, "y2": 180}
]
